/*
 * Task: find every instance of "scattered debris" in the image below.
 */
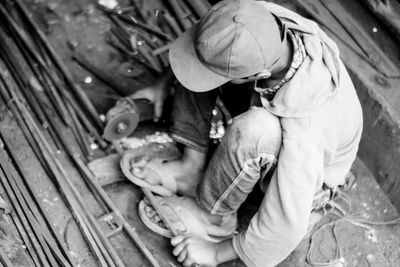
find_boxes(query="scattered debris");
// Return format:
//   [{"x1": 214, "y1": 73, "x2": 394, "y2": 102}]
[
  {"x1": 117, "y1": 132, "x2": 174, "y2": 151},
  {"x1": 366, "y1": 254, "x2": 375, "y2": 263},
  {"x1": 84, "y1": 76, "x2": 93, "y2": 84},
  {"x1": 365, "y1": 228, "x2": 378, "y2": 243},
  {"x1": 98, "y1": 0, "x2": 119, "y2": 10}
]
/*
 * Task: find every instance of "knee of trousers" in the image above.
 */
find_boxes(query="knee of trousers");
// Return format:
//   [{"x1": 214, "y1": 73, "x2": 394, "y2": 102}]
[{"x1": 225, "y1": 107, "x2": 282, "y2": 155}]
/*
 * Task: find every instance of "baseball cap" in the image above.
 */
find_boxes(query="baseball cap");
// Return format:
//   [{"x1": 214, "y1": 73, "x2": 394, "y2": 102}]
[{"x1": 169, "y1": 0, "x2": 285, "y2": 92}]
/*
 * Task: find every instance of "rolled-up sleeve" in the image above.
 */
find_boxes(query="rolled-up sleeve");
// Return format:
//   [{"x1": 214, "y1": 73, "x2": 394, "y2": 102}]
[{"x1": 233, "y1": 138, "x2": 324, "y2": 267}]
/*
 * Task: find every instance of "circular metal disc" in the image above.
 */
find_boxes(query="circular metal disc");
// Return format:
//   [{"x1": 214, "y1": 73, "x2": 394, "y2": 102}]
[{"x1": 103, "y1": 112, "x2": 139, "y2": 141}]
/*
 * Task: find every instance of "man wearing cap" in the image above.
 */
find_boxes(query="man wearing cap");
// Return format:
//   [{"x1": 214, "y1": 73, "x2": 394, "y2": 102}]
[{"x1": 131, "y1": 0, "x2": 363, "y2": 266}]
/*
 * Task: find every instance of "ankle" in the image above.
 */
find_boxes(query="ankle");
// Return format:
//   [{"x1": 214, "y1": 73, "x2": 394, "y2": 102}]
[
  {"x1": 203, "y1": 213, "x2": 237, "y2": 236},
  {"x1": 181, "y1": 147, "x2": 206, "y2": 170}
]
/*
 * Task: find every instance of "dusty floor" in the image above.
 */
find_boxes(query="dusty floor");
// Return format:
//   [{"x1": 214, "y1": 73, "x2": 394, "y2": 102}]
[{"x1": 0, "y1": 0, "x2": 399, "y2": 266}]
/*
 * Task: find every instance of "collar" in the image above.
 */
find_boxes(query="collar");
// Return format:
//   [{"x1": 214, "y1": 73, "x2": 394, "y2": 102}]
[{"x1": 254, "y1": 30, "x2": 307, "y2": 101}]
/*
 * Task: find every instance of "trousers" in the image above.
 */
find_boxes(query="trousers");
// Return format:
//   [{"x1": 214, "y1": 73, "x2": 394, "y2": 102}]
[{"x1": 170, "y1": 83, "x2": 282, "y2": 215}]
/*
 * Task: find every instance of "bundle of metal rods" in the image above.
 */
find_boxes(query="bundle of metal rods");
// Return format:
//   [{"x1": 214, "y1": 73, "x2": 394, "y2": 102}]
[
  {"x1": 0, "y1": 0, "x2": 106, "y2": 162},
  {"x1": 96, "y1": 0, "x2": 211, "y2": 74},
  {"x1": 0, "y1": 138, "x2": 73, "y2": 267},
  {"x1": 0, "y1": 0, "x2": 161, "y2": 266}
]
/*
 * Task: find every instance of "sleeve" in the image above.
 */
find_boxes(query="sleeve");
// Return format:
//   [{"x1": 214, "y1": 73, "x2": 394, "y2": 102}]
[{"x1": 232, "y1": 138, "x2": 324, "y2": 267}]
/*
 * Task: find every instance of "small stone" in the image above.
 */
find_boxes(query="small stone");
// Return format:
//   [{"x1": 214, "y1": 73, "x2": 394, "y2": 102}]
[
  {"x1": 67, "y1": 40, "x2": 78, "y2": 49},
  {"x1": 64, "y1": 15, "x2": 71, "y2": 23},
  {"x1": 90, "y1": 143, "x2": 98, "y2": 150},
  {"x1": 365, "y1": 229, "x2": 378, "y2": 243},
  {"x1": 372, "y1": 27, "x2": 378, "y2": 33},
  {"x1": 84, "y1": 76, "x2": 93, "y2": 84},
  {"x1": 98, "y1": 0, "x2": 118, "y2": 9},
  {"x1": 87, "y1": 4, "x2": 96, "y2": 14},
  {"x1": 47, "y1": 3, "x2": 58, "y2": 10},
  {"x1": 366, "y1": 254, "x2": 375, "y2": 263}
]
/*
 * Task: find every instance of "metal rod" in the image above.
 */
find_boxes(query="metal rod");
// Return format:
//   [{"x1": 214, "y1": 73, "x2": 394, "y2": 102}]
[
  {"x1": 12, "y1": 194, "x2": 59, "y2": 267},
  {"x1": 152, "y1": 44, "x2": 172, "y2": 56},
  {"x1": 184, "y1": 0, "x2": 211, "y2": 18},
  {"x1": 72, "y1": 155, "x2": 162, "y2": 267},
  {"x1": 0, "y1": 28, "x2": 89, "y2": 157},
  {"x1": 66, "y1": 102, "x2": 93, "y2": 159},
  {"x1": 0, "y1": 31, "x2": 48, "y2": 127},
  {"x1": 0, "y1": 180, "x2": 40, "y2": 267},
  {"x1": 59, "y1": 86, "x2": 108, "y2": 150},
  {"x1": 13, "y1": 0, "x2": 104, "y2": 130},
  {"x1": 72, "y1": 52, "x2": 125, "y2": 96},
  {"x1": 0, "y1": 64, "x2": 110, "y2": 267},
  {"x1": 165, "y1": 0, "x2": 194, "y2": 30},
  {"x1": 0, "y1": 8, "x2": 71, "y2": 126},
  {"x1": 10, "y1": 91, "x2": 116, "y2": 267},
  {"x1": 63, "y1": 171, "x2": 123, "y2": 267},
  {"x1": 0, "y1": 27, "x2": 65, "y2": 151},
  {"x1": 99, "y1": 6, "x2": 173, "y2": 43},
  {"x1": 0, "y1": 159, "x2": 60, "y2": 267},
  {"x1": 161, "y1": 10, "x2": 183, "y2": 37},
  {"x1": 0, "y1": 140, "x2": 74, "y2": 266},
  {"x1": 0, "y1": 168, "x2": 50, "y2": 267},
  {"x1": 137, "y1": 44, "x2": 163, "y2": 73}
]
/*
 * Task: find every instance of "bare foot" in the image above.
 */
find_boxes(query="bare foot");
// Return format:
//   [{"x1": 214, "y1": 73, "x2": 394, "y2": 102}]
[
  {"x1": 162, "y1": 160, "x2": 203, "y2": 196},
  {"x1": 131, "y1": 147, "x2": 207, "y2": 196},
  {"x1": 144, "y1": 196, "x2": 237, "y2": 237},
  {"x1": 178, "y1": 197, "x2": 237, "y2": 237}
]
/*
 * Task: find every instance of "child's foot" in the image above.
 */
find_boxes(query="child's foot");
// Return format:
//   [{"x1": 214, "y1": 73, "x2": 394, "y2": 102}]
[
  {"x1": 131, "y1": 147, "x2": 207, "y2": 196},
  {"x1": 143, "y1": 196, "x2": 237, "y2": 238}
]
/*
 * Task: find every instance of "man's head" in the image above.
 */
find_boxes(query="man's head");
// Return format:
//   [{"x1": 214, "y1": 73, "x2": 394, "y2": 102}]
[{"x1": 169, "y1": 0, "x2": 285, "y2": 92}]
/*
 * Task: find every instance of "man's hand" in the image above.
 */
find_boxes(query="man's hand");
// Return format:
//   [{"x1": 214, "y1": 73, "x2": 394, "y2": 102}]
[
  {"x1": 171, "y1": 235, "x2": 218, "y2": 267},
  {"x1": 130, "y1": 84, "x2": 167, "y2": 121},
  {"x1": 129, "y1": 70, "x2": 173, "y2": 121}
]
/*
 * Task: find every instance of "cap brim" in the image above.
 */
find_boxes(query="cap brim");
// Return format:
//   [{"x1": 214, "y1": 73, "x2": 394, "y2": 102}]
[{"x1": 169, "y1": 26, "x2": 231, "y2": 92}]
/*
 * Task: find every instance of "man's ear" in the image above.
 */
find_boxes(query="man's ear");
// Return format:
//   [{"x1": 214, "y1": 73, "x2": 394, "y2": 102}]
[{"x1": 255, "y1": 70, "x2": 271, "y2": 79}]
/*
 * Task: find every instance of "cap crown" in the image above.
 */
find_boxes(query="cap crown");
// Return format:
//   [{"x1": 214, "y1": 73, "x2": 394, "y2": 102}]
[{"x1": 195, "y1": 0, "x2": 283, "y2": 78}]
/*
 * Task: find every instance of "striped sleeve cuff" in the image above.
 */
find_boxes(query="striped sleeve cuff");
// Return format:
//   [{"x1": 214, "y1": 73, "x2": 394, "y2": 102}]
[{"x1": 170, "y1": 133, "x2": 208, "y2": 153}]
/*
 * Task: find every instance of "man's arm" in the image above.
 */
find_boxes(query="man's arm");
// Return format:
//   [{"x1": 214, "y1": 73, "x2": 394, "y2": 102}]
[{"x1": 232, "y1": 138, "x2": 324, "y2": 267}]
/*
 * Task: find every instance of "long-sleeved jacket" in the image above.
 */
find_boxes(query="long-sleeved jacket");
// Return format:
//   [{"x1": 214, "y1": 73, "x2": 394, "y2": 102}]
[{"x1": 232, "y1": 3, "x2": 363, "y2": 266}]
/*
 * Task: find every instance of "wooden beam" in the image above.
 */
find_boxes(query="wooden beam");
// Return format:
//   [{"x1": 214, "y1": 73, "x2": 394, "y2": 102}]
[
  {"x1": 320, "y1": 0, "x2": 400, "y2": 78},
  {"x1": 362, "y1": 0, "x2": 400, "y2": 43}
]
